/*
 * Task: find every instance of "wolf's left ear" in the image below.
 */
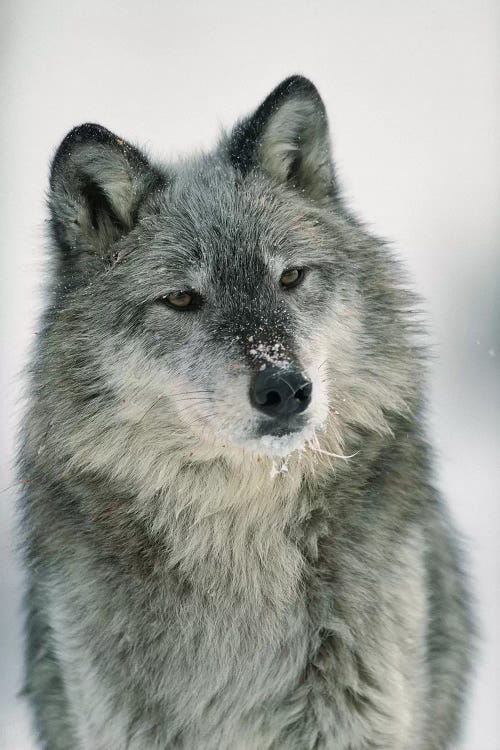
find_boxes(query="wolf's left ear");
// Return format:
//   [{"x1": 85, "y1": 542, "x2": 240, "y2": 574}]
[
  {"x1": 227, "y1": 76, "x2": 336, "y2": 203},
  {"x1": 49, "y1": 123, "x2": 163, "y2": 259}
]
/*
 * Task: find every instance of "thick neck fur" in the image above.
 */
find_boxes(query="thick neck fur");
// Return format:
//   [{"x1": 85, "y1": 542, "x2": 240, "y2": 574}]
[{"x1": 23, "y1": 346, "x2": 406, "y2": 615}]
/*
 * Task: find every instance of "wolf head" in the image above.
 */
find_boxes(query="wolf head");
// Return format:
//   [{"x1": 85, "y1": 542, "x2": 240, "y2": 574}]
[{"x1": 43, "y1": 76, "x2": 420, "y2": 481}]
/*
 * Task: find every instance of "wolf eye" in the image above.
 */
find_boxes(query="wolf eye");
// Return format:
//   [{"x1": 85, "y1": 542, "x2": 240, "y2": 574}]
[
  {"x1": 280, "y1": 267, "x2": 305, "y2": 289},
  {"x1": 160, "y1": 290, "x2": 200, "y2": 309}
]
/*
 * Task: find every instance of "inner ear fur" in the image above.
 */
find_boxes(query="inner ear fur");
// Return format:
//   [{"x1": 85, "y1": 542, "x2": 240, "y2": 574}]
[
  {"x1": 49, "y1": 123, "x2": 163, "y2": 257},
  {"x1": 227, "y1": 75, "x2": 337, "y2": 204}
]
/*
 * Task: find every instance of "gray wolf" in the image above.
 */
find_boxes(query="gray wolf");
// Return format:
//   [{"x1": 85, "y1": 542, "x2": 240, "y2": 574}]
[{"x1": 19, "y1": 75, "x2": 473, "y2": 749}]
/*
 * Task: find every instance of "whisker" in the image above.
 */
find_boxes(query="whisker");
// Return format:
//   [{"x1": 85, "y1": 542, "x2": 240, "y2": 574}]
[
  {"x1": 307, "y1": 435, "x2": 335, "y2": 473},
  {"x1": 130, "y1": 394, "x2": 215, "y2": 422},
  {"x1": 174, "y1": 402, "x2": 215, "y2": 418},
  {"x1": 276, "y1": 374, "x2": 297, "y2": 397},
  {"x1": 172, "y1": 396, "x2": 215, "y2": 404},
  {"x1": 137, "y1": 395, "x2": 167, "y2": 424},
  {"x1": 170, "y1": 389, "x2": 216, "y2": 397},
  {"x1": 313, "y1": 447, "x2": 358, "y2": 461},
  {"x1": 186, "y1": 412, "x2": 217, "y2": 429}
]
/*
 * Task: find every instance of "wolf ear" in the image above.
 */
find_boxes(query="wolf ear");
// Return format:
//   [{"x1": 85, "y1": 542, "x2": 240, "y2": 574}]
[
  {"x1": 49, "y1": 123, "x2": 163, "y2": 259},
  {"x1": 227, "y1": 76, "x2": 336, "y2": 203}
]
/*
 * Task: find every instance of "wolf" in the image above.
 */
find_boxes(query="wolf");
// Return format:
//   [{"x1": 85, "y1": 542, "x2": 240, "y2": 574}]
[{"x1": 19, "y1": 76, "x2": 473, "y2": 749}]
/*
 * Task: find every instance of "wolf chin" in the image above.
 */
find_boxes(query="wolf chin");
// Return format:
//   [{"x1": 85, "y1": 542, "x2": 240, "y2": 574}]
[{"x1": 19, "y1": 76, "x2": 473, "y2": 749}]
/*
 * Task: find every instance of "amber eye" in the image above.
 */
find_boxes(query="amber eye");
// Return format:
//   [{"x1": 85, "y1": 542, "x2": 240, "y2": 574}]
[
  {"x1": 279, "y1": 267, "x2": 305, "y2": 289},
  {"x1": 161, "y1": 290, "x2": 197, "y2": 309}
]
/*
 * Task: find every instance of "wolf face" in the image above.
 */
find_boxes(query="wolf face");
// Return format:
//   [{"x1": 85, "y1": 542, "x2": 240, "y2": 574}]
[
  {"x1": 45, "y1": 76, "x2": 416, "y2": 479},
  {"x1": 105, "y1": 167, "x2": 335, "y2": 458}
]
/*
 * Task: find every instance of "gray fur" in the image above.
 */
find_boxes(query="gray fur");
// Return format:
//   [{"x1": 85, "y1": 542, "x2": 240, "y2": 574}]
[{"x1": 19, "y1": 76, "x2": 474, "y2": 749}]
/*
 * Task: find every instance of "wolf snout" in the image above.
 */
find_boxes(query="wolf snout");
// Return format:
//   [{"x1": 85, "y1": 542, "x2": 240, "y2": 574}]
[{"x1": 250, "y1": 366, "x2": 312, "y2": 419}]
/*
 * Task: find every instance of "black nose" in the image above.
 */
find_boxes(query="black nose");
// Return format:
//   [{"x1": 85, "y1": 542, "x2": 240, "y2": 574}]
[{"x1": 251, "y1": 366, "x2": 312, "y2": 419}]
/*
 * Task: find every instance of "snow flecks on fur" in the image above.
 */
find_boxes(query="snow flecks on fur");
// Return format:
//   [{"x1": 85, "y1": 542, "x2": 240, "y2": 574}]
[
  {"x1": 270, "y1": 458, "x2": 289, "y2": 478},
  {"x1": 248, "y1": 340, "x2": 291, "y2": 369}
]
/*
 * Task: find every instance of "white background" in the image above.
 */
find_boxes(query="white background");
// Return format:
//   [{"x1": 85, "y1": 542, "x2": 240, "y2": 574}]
[{"x1": 1, "y1": 1, "x2": 499, "y2": 748}]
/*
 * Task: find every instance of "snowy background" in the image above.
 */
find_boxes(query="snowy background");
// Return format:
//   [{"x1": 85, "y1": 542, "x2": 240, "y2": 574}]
[{"x1": 1, "y1": 1, "x2": 499, "y2": 747}]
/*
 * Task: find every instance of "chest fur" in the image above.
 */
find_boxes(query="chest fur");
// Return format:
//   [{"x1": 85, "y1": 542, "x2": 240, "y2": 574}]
[{"x1": 45, "y1": 514, "x2": 427, "y2": 749}]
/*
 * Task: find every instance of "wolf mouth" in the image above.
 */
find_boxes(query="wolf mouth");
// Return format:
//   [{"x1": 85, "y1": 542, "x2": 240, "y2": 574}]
[
  {"x1": 255, "y1": 416, "x2": 307, "y2": 439},
  {"x1": 229, "y1": 418, "x2": 319, "y2": 458}
]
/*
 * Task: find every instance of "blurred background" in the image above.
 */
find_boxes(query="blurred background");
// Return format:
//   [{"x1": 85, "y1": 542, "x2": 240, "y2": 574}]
[{"x1": 1, "y1": 1, "x2": 498, "y2": 747}]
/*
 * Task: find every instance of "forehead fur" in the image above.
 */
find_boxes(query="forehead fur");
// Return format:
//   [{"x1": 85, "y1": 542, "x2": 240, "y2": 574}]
[{"x1": 149, "y1": 157, "x2": 331, "y2": 264}]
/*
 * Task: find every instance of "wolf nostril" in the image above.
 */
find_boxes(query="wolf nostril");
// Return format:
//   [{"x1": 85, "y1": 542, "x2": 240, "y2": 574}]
[
  {"x1": 294, "y1": 382, "x2": 312, "y2": 404},
  {"x1": 251, "y1": 367, "x2": 312, "y2": 418},
  {"x1": 256, "y1": 390, "x2": 282, "y2": 408}
]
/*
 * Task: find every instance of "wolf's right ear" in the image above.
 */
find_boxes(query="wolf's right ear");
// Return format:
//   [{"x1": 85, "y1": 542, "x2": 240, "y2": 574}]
[
  {"x1": 49, "y1": 124, "x2": 164, "y2": 260},
  {"x1": 226, "y1": 76, "x2": 337, "y2": 204}
]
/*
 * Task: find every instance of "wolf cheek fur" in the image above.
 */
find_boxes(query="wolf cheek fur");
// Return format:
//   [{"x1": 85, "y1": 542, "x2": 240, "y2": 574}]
[{"x1": 19, "y1": 76, "x2": 473, "y2": 749}]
